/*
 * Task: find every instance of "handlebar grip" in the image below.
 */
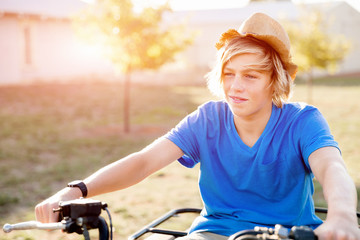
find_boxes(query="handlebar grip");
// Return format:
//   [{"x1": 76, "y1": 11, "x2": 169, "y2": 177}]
[{"x1": 3, "y1": 221, "x2": 65, "y2": 233}]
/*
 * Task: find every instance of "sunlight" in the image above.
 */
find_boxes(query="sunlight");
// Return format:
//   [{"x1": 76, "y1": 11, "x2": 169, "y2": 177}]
[
  {"x1": 169, "y1": 0, "x2": 249, "y2": 10},
  {"x1": 82, "y1": 0, "x2": 249, "y2": 10},
  {"x1": 132, "y1": 0, "x2": 167, "y2": 13},
  {"x1": 112, "y1": 27, "x2": 120, "y2": 35},
  {"x1": 80, "y1": 0, "x2": 95, "y2": 4},
  {"x1": 81, "y1": 0, "x2": 360, "y2": 12},
  {"x1": 132, "y1": 0, "x2": 249, "y2": 12},
  {"x1": 79, "y1": 0, "x2": 250, "y2": 14}
]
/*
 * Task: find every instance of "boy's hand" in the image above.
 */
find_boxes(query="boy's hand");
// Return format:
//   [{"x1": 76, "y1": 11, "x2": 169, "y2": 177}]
[
  {"x1": 35, "y1": 187, "x2": 82, "y2": 223},
  {"x1": 314, "y1": 213, "x2": 360, "y2": 240}
]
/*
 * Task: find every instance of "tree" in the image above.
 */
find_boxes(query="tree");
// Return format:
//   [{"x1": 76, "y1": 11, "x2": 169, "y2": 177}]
[
  {"x1": 72, "y1": 0, "x2": 193, "y2": 132},
  {"x1": 284, "y1": 10, "x2": 351, "y2": 103}
]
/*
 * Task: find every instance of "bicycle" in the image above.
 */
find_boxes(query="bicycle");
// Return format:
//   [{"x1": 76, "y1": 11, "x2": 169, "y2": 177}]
[{"x1": 3, "y1": 199, "x2": 360, "y2": 240}]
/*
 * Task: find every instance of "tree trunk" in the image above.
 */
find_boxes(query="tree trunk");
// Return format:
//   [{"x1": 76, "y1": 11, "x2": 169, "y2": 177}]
[{"x1": 123, "y1": 71, "x2": 131, "y2": 133}]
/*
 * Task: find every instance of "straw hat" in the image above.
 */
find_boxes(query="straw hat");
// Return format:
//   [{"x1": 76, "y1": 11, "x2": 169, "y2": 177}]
[{"x1": 215, "y1": 12, "x2": 298, "y2": 80}]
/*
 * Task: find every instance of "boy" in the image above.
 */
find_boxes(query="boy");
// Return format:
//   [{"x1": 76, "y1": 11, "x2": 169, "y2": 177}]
[{"x1": 36, "y1": 13, "x2": 359, "y2": 240}]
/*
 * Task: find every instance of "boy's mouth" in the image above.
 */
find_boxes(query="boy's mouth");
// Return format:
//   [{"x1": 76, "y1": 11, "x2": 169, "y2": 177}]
[{"x1": 230, "y1": 96, "x2": 248, "y2": 103}]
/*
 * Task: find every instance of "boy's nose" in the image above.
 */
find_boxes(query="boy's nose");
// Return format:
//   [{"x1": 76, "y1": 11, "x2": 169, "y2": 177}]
[{"x1": 231, "y1": 76, "x2": 245, "y2": 91}]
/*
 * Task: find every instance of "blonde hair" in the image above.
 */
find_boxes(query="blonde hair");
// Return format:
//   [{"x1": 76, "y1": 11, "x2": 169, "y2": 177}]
[{"x1": 206, "y1": 36, "x2": 293, "y2": 108}]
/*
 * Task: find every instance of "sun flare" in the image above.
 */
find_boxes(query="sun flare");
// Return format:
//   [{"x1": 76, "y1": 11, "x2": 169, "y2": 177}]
[{"x1": 81, "y1": 0, "x2": 360, "y2": 12}]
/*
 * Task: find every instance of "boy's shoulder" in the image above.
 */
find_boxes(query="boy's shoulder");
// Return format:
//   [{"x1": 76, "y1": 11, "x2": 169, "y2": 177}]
[
  {"x1": 282, "y1": 102, "x2": 318, "y2": 114},
  {"x1": 200, "y1": 100, "x2": 226, "y2": 107},
  {"x1": 198, "y1": 100, "x2": 228, "y2": 111},
  {"x1": 279, "y1": 102, "x2": 323, "y2": 125}
]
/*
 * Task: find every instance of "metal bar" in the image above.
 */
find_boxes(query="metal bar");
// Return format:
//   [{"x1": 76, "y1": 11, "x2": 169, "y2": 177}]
[
  {"x1": 128, "y1": 208, "x2": 201, "y2": 240},
  {"x1": 148, "y1": 228, "x2": 187, "y2": 237}
]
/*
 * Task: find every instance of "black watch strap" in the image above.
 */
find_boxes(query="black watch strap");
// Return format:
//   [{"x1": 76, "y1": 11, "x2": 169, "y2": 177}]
[{"x1": 67, "y1": 180, "x2": 88, "y2": 198}]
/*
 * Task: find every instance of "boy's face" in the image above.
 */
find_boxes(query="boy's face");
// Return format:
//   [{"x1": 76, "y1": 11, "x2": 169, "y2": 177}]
[{"x1": 222, "y1": 53, "x2": 273, "y2": 121}]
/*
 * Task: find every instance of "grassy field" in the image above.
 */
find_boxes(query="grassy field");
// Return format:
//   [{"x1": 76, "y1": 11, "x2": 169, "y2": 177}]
[{"x1": 0, "y1": 77, "x2": 359, "y2": 240}]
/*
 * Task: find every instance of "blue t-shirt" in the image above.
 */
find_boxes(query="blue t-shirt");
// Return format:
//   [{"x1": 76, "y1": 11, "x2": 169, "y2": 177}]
[{"x1": 165, "y1": 101, "x2": 339, "y2": 236}]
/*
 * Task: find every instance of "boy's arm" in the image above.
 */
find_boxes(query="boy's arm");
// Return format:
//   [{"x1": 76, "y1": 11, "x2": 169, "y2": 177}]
[
  {"x1": 35, "y1": 137, "x2": 183, "y2": 223},
  {"x1": 309, "y1": 146, "x2": 359, "y2": 240}
]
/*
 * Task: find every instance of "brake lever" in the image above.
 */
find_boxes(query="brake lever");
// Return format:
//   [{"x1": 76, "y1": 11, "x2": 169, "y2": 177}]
[{"x1": 3, "y1": 221, "x2": 65, "y2": 233}]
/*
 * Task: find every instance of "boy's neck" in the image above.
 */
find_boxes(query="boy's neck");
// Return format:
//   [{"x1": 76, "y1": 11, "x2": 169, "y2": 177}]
[{"x1": 233, "y1": 105, "x2": 272, "y2": 148}]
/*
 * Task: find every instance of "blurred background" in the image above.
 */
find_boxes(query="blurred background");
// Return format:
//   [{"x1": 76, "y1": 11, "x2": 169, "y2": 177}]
[
  {"x1": 0, "y1": 0, "x2": 359, "y2": 85},
  {"x1": 0, "y1": 0, "x2": 359, "y2": 239}
]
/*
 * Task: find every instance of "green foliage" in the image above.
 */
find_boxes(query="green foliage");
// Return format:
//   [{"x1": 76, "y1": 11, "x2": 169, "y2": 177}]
[
  {"x1": 284, "y1": 10, "x2": 351, "y2": 74},
  {"x1": 283, "y1": 9, "x2": 351, "y2": 103},
  {"x1": 72, "y1": 0, "x2": 194, "y2": 132},
  {"x1": 72, "y1": 0, "x2": 193, "y2": 73}
]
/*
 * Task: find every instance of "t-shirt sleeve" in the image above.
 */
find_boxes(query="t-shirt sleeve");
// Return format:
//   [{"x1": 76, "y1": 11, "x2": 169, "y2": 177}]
[
  {"x1": 297, "y1": 106, "x2": 340, "y2": 171},
  {"x1": 164, "y1": 106, "x2": 204, "y2": 168}
]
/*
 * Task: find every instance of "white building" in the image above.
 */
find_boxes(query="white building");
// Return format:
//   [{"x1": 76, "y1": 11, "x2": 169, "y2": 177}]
[{"x1": 0, "y1": 0, "x2": 114, "y2": 84}]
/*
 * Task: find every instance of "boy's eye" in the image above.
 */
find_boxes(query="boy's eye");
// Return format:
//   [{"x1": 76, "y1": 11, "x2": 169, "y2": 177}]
[
  {"x1": 223, "y1": 72, "x2": 234, "y2": 77},
  {"x1": 245, "y1": 74, "x2": 258, "y2": 79}
]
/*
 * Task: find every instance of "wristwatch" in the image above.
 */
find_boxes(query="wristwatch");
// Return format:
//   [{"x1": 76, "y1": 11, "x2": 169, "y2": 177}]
[{"x1": 67, "y1": 180, "x2": 88, "y2": 198}]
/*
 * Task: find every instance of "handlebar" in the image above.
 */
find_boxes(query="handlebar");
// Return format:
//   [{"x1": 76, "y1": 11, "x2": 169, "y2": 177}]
[
  {"x1": 229, "y1": 224, "x2": 318, "y2": 240},
  {"x1": 3, "y1": 221, "x2": 65, "y2": 233},
  {"x1": 2, "y1": 198, "x2": 112, "y2": 240}
]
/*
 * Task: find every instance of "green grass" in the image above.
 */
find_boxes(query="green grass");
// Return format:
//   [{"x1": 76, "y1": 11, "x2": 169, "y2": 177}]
[{"x1": 0, "y1": 78, "x2": 359, "y2": 239}]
